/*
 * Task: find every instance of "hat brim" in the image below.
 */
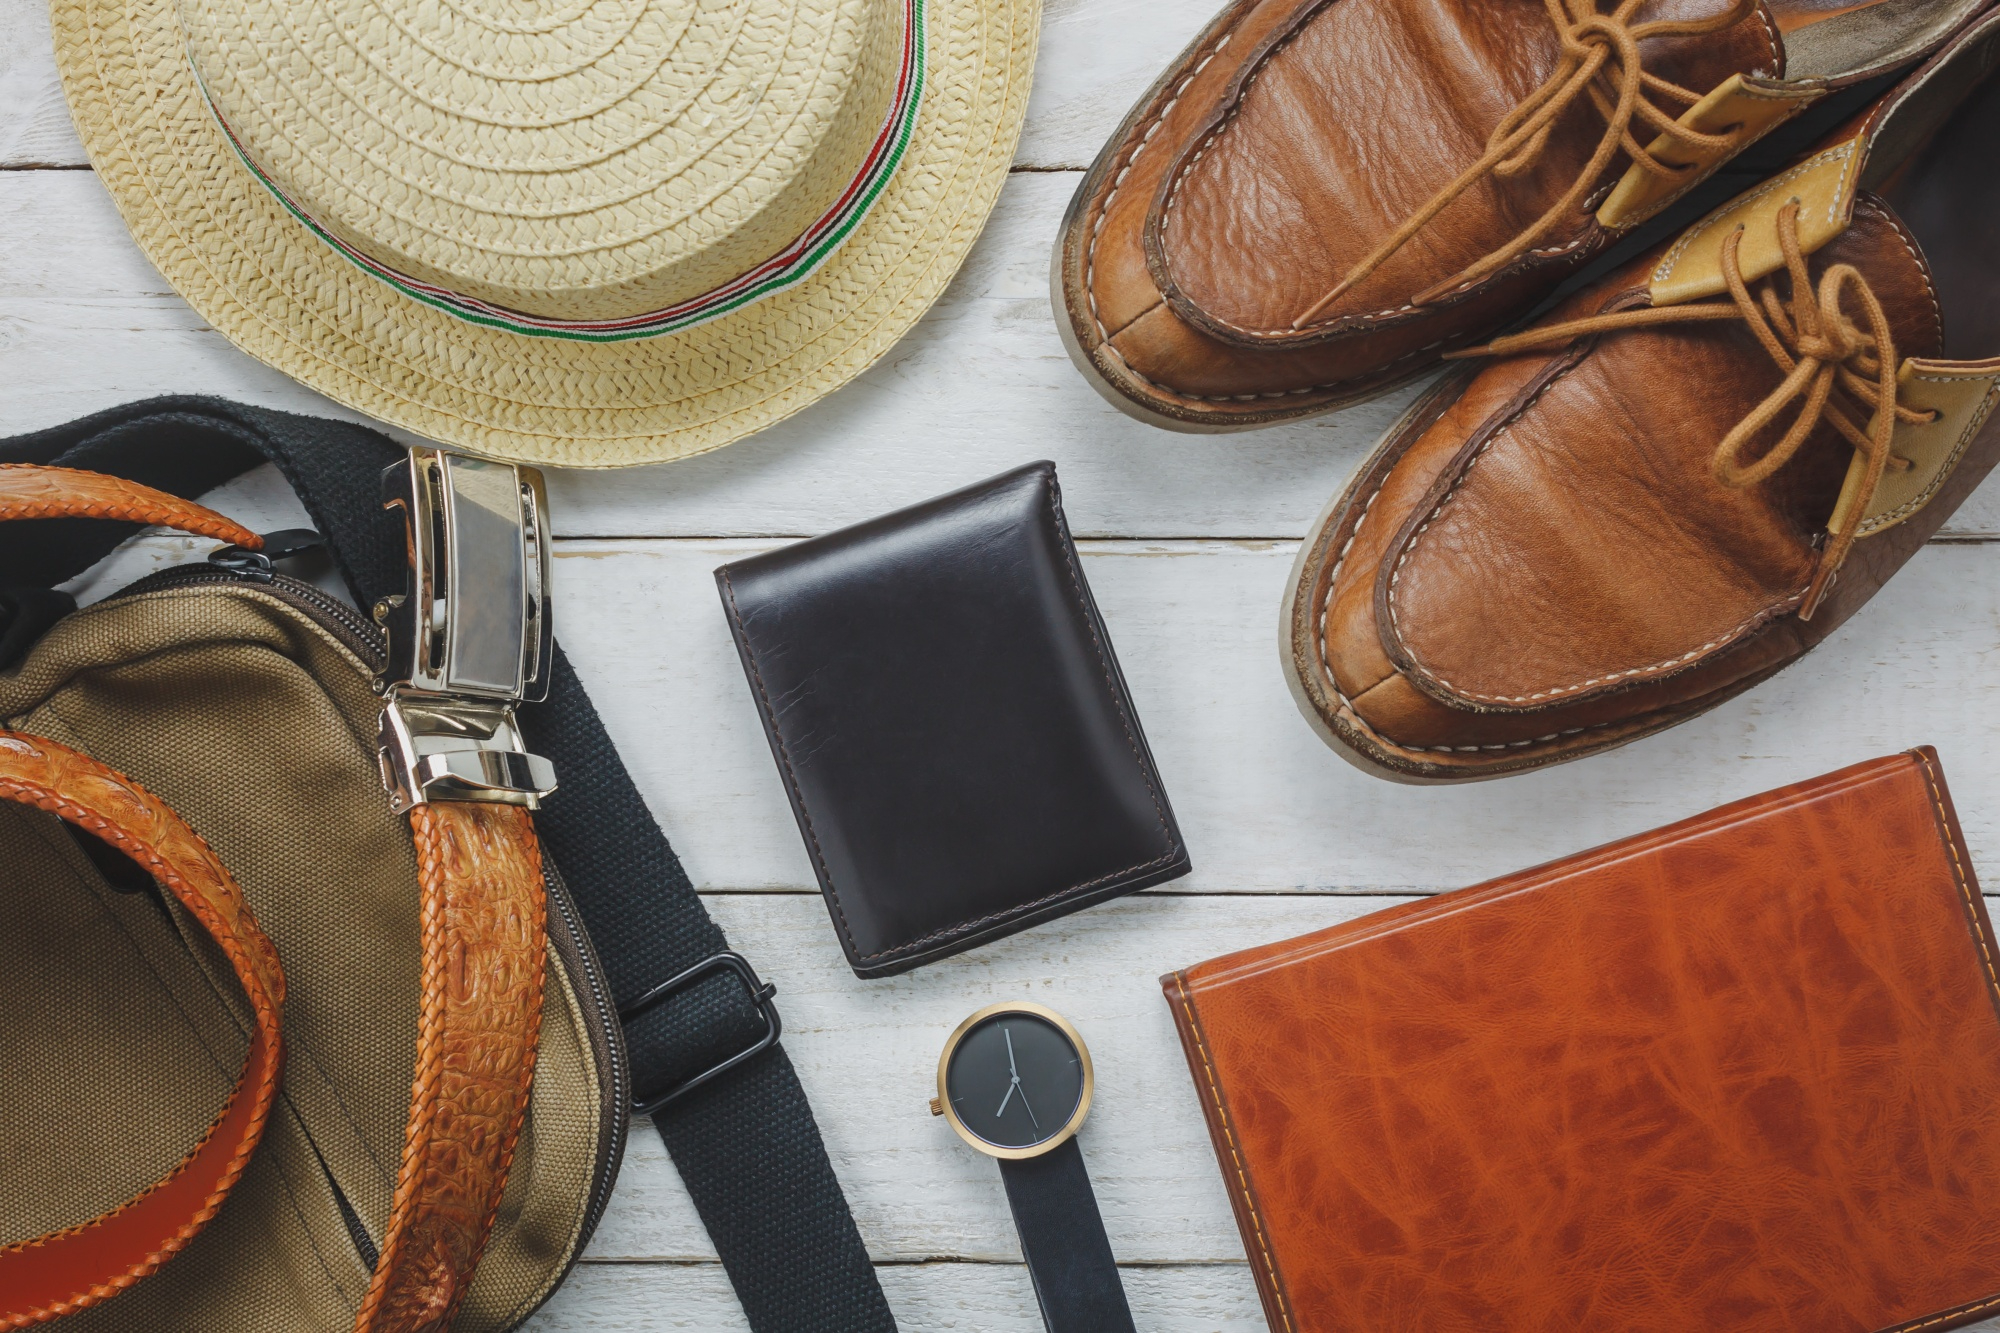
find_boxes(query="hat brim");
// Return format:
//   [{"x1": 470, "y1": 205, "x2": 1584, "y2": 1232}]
[{"x1": 51, "y1": 0, "x2": 1038, "y2": 467}]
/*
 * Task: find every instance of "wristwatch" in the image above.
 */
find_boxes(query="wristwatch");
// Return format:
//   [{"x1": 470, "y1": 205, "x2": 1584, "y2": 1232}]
[{"x1": 931, "y1": 1002, "x2": 1137, "y2": 1333}]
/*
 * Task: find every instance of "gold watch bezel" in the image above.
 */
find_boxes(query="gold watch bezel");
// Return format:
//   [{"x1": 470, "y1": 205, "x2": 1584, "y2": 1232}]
[{"x1": 934, "y1": 1001, "x2": 1094, "y2": 1160}]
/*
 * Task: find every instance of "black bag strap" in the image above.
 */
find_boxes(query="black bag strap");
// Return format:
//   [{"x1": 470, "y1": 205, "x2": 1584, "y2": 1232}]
[{"x1": 0, "y1": 397, "x2": 897, "y2": 1333}]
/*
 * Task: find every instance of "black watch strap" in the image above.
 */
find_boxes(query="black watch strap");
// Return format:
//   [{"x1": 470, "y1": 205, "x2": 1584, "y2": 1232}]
[{"x1": 997, "y1": 1137, "x2": 1137, "y2": 1333}]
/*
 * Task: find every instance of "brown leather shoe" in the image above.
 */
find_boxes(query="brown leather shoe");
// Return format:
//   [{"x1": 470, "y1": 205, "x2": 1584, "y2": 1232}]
[
  {"x1": 1281, "y1": 9, "x2": 2000, "y2": 781},
  {"x1": 1054, "y1": 0, "x2": 1995, "y2": 431}
]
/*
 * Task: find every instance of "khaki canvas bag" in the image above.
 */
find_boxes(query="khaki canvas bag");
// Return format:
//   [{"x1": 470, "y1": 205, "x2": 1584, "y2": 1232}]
[
  {"x1": 0, "y1": 398, "x2": 898, "y2": 1333},
  {"x1": 0, "y1": 455, "x2": 626, "y2": 1330}
]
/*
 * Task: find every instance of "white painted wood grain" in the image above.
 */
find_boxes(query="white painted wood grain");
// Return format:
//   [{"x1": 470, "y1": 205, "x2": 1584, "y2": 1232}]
[
  {"x1": 65, "y1": 529, "x2": 2000, "y2": 898},
  {"x1": 1016, "y1": 0, "x2": 1216, "y2": 169},
  {"x1": 522, "y1": 1262, "x2": 2000, "y2": 1333},
  {"x1": 523, "y1": 1253, "x2": 2000, "y2": 1333},
  {"x1": 595, "y1": 892, "x2": 1377, "y2": 1264},
  {"x1": 523, "y1": 1260, "x2": 1270, "y2": 1331},
  {"x1": 2, "y1": 0, "x2": 1221, "y2": 171},
  {"x1": 15, "y1": 5, "x2": 2000, "y2": 1320},
  {"x1": 561, "y1": 536, "x2": 2000, "y2": 900},
  {"x1": 8, "y1": 169, "x2": 2000, "y2": 544},
  {"x1": 0, "y1": 169, "x2": 1423, "y2": 540},
  {"x1": 0, "y1": 0, "x2": 84, "y2": 168}
]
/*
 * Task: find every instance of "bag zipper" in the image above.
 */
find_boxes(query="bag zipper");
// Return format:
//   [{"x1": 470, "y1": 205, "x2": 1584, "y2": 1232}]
[
  {"x1": 540, "y1": 859, "x2": 631, "y2": 1259},
  {"x1": 102, "y1": 559, "x2": 630, "y2": 1304},
  {"x1": 111, "y1": 562, "x2": 389, "y2": 666}
]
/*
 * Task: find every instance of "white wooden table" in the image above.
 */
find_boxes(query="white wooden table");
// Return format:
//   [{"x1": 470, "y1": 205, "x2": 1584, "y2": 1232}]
[{"x1": 10, "y1": 1, "x2": 2000, "y2": 1326}]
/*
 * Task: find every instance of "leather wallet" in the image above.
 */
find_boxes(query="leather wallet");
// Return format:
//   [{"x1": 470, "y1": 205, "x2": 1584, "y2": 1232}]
[
  {"x1": 1166, "y1": 749, "x2": 2000, "y2": 1333},
  {"x1": 718, "y1": 462, "x2": 1190, "y2": 978}
]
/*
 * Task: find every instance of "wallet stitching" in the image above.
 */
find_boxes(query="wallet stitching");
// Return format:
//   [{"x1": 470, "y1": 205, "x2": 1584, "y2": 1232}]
[
  {"x1": 718, "y1": 567, "x2": 861, "y2": 951},
  {"x1": 722, "y1": 483, "x2": 1186, "y2": 967},
  {"x1": 1880, "y1": 751, "x2": 2000, "y2": 1333},
  {"x1": 871, "y1": 847, "x2": 1187, "y2": 962},
  {"x1": 1173, "y1": 972, "x2": 1295, "y2": 1333},
  {"x1": 1045, "y1": 480, "x2": 1178, "y2": 852}
]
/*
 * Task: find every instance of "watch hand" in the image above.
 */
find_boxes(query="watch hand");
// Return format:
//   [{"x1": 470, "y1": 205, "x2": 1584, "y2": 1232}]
[
  {"x1": 995, "y1": 1079, "x2": 1018, "y2": 1120},
  {"x1": 1016, "y1": 1082, "x2": 1041, "y2": 1130},
  {"x1": 1004, "y1": 1028, "x2": 1020, "y2": 1080}
]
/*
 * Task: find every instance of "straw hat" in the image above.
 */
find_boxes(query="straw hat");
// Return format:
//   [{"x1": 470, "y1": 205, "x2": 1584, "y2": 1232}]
[{"x1": 51, "y1": 0, "x2": 1038, "y2": 466}]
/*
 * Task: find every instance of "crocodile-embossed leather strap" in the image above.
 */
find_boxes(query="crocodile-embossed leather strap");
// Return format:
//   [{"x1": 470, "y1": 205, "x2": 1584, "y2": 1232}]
[
  {"x1": 0, "y1": 733, "x2": 287, "y2": 1329},
  {"x1": 0, "y1": 464, "x2": 262, "y2": 550},
  {"x1": 0, "y1": 465, "x2": 549, "y2": 1333},
  {"x1": 1, "y1": 403, "x2": 898, "y2": 1333},
  {"x1": 354, "y1": 803, "x2": 547, "y2": 1333}
]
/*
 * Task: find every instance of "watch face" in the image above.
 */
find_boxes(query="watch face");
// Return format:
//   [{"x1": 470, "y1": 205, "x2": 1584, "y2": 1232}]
[{"x1": 942, "y1": 1009, "x2": 1088, "y2": 1152}]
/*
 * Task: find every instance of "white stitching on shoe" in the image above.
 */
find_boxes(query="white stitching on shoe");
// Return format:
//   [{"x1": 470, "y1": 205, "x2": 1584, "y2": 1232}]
[
  {"x1": 1651, "y1": 144, "x2": 1854, "y2": 286},
  {"x1": 1380, "y1": 195, "x2": 1938, "y2": 705},
  {"x1": 1097, "y1": 334, "x2": 1451, "y2": 402},
  {"x1": 1148, "y1": 22, "x2": 1594, "y2": 340},
  {"x1": 1871, "y1": 197, "x2": 1945, "y2": 356},
  {"x1": 1086, "y1": 30, "x2": 1237, "y2": 343},
  {"x1": 1378, "y1": 367, "x2": 1803, "y2": 704},
  {"x1": 1077, "y1": 9, "x2": 1469, "y2": 407},
  {"x1": 1079, "y1": 22, "x2": 1464, "y2": 405},
  {"x1": 1753, "y1": 0, "x2": 1781, "y2": 79},
  {"x1": 1307, "y1": 416, "x2": 1618, "y2": 756}
]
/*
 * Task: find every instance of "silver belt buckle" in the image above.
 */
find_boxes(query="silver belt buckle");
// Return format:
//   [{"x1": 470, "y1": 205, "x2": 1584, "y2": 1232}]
[{"x1": 373, "y1": 448, "x2": 558, "y2": 812}]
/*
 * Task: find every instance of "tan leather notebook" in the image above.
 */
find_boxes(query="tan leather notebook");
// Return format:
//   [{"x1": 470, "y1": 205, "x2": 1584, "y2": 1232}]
[{"x1": 1166, "y1": 750, "x2": 2000, "y2": 1333}]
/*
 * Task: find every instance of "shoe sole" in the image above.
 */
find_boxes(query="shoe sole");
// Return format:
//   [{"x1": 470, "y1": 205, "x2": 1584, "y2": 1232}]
[{"x1": 1045, "y1": 220, "x2": 1264, "y2": 434}]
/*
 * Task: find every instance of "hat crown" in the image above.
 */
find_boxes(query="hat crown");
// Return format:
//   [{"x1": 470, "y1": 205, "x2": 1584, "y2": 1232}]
[{"x1": 179, "y1": 0, "x2": 903, "y2": 320}]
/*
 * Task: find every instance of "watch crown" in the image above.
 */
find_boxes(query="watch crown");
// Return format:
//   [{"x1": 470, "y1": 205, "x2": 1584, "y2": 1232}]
[{"x1": 929, "y1": 1097, "x2": 944, "y2": 1117}]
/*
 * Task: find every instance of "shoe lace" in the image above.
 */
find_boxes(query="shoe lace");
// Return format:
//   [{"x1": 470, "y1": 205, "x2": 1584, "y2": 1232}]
[
  {"x1": 1448, "y1": 201, "x2": 1938, "y2": 617},
  {"x1": 1291, "y1": 0, "x2": 1756, "y2": 330}
]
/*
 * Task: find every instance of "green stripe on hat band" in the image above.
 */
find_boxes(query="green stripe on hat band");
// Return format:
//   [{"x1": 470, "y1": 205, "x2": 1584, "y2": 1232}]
[{"x1": 188, "y1": 0, "x2": 925, "y2": 343}]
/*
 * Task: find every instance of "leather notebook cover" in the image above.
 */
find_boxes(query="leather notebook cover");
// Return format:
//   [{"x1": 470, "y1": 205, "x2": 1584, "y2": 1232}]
[
  {"x1": 1165, "y1": 750, "x2": 2000, "y2": 1333},
  {"x1": 717, "y1": 462, "x2": 1190, "y2": 978}
]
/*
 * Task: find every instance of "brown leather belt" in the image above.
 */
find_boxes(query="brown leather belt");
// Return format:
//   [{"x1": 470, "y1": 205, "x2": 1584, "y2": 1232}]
[
  {"x1": 0, "y1": 730, "x2": 285, "y2": 1326},
  {"x1": 0, "y1": 467, "x2": 548, "y2": 1333},
  {"x1": 0, "y1": 400, "x2": 902, "y2": 1333}
]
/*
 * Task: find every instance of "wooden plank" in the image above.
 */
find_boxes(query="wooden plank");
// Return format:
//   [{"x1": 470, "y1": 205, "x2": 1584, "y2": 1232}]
[
  {"x1": 565, "y1": 536, "x2": 2000, "y2": 897},
  {"x1": 65, "y1": 532, "x2": 2000, "y2": 899},
  {"x1": 3, "y1": 0, "x2": 1221, "y2": 172},
  {"x1": 527, "y1": 1253, "x2": 2000, "y2": 1332},
  {"x1": 589, "y1": 892, "x2": 1364, "y2": 1265},
  {"x1": 524, "y1": 1261, "x2": 2000, "y2": 1332},
  {"x1": 524, "y1": 1260, "x2": 1270, "y2": 1330},
  {"x1": 0, "y1": 0, "x2": 84, "y2": 169},
  {"x1": 581, "y1": 889, "x2": 2000, "y2": 1267},
  {"x1": 8, "y1": 168, "x2": 2000, "y2": 542},
  {"x1": 0, "y1": 169, "x2": 1415, "y2": 540}
]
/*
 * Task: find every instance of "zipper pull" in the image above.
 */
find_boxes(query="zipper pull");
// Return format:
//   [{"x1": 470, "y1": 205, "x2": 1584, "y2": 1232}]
[{"x1": 207, "y1": 528, "x2": 325, "y2": 583}]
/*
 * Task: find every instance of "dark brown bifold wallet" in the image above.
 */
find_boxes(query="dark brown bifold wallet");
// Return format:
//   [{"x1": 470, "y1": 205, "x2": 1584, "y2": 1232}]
[
  {"x1": 718, "y1": 462, "x2": 1190, "y2": 978},
  {"x1": 1166, "y1": 749, "x2": 2000, "y2": 1333}
]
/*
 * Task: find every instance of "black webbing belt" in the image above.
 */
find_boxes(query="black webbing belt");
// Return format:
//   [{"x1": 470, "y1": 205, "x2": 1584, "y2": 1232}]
[{"x1": 0, "y1": 397, "x2": 898, "y2": 1333}]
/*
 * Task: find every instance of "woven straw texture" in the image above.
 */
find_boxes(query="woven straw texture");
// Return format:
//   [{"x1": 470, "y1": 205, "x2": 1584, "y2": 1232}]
[
  {"x1": 49, "y1": 0, "x2": 1039, "y2": 466},
  {"x1": 181, "y1": 0, "x2": 906, "y2": 322}
]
